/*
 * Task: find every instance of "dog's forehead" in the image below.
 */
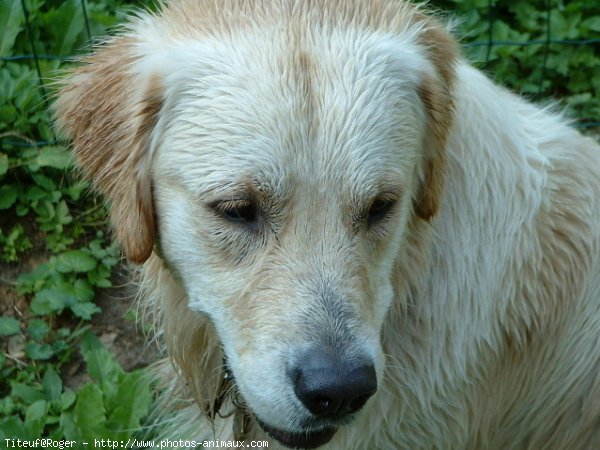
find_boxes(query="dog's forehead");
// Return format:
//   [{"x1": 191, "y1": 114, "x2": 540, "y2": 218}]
[{"x1": 153, "y1": 26, "x2": 427, "y2": 198}]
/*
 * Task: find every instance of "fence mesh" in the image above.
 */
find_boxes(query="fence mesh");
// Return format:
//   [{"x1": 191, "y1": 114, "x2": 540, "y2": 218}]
[{"x1": 1, "y1": 0, "x2": 599, "y2": 151}]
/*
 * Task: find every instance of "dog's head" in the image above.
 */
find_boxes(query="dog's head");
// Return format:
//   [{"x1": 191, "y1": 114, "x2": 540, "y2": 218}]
[{"x1": 55, "y1": 0, "x2": 457, "y2": 447}]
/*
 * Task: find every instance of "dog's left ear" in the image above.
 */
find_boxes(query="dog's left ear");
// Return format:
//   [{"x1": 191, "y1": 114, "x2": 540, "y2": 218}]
[
  {"x1": 54, "y1": 38, "x2": 162, "y2": 264},
  {"x1": 413, "y1": 21, "x2": 458, "y2": 221}
]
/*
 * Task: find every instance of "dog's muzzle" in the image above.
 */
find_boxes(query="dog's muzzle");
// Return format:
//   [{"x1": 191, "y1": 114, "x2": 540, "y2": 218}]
[
  {"x1": 216, "y1": 347, "x2": 377, "y2": 449},
  {"x1": 253, "y1": 345, "x2": 377, "y2": 449}
]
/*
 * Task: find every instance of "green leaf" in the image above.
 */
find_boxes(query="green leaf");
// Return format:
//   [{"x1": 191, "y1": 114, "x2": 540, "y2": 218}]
[
  {"x1": 107, "y1": 371, "x2": 153, "y2": 437},
  {"x1": 24, "y1": 400, "x2": 47, "y2": 438},
  {"x1": 43, "y1": 368, "x2": 63, "y2": 402},
  {"x1": 73, "y1": 279, "x2": 95, "y2": 302},
  {"x1": 27, "y1": 319, "x2": 50, "y2": 340},
  {"x1": 0, "y1": 184, "x2": 18, "y2": 209},
  {"x1": 23, "y1": 185, "x2": 48, "y2": 202},
  {"x1": 0, "y1": 416, "x2": 26, "y2": 440},
  {"x1": 25, "y1": 342, "x2": 55, "y2": 360},
  {"x1": 53, "y1": 0, "x2": 85, "y2": 56},
  {"x1": 71, "y1": 383, "x2": 107, "y2": 441},
  {"x1": 88, "y1": 264, "x2": 112, "y2": 288},
  {"x1": 81, "y1": 332, "x2": 123, "y2": 387},
  {"x1": 0, "y1": 0, "x2": 22, "y2": 57},
  {"x1": 582, "y1": 17, "x2": 600, "y2": 32},
  {"x1": 60, "y1": 390, "x2": 76, "y2": 411},
  {"x1": 36, "y1": 147, "x2": 73, "y2": 170},
  {"x1": 70, "y1": 301, "x2": 101, "y2": 320},
  {"x1": 17, "y1": 263, "x2": 51, "y2": 295},
  {"x1": 31, "y1": 287, "x2": 69, "y2": 315},
  {"x1": 0, "y1": 104, "x2": 18, "y2": 123},
  {"x1": 55, "y1": 250, "x2": 97, "y2": 273},
  {"x1": 0, "y1": 395, "x2": 14, "y2": 415},
  {"x1": 58, "y1": 412, "x2": 77, "y2": 441},
  {"x1": 0, "y1": 153, "x2": 8, "y2": 176},
  {"x1": 31, "y1": 279, "x2": 96, "y2": 317},
  {"x1": 31, "y1": 173, "x2": 56, "y2": 191},
  {"x1": 64, "y1": 180, "x2": 89, "y2": 201},
  {"x1": 16, "y1": 203, "x2": 29, "y2": 216},
  {"x1": 11, "y1": 384, "x2": 46, "y2": 403},
  {"x1": 0, "y1": 317, "x2": 20, "y2": 336},
  {"x1": 55, "y1": 200, "x2": 72, "y2": 225}
]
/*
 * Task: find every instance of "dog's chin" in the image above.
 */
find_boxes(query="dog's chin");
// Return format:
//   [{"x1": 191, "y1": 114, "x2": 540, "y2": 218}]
[{"x1": 255, "y1": 418, "x2": 337, "y2": 449}]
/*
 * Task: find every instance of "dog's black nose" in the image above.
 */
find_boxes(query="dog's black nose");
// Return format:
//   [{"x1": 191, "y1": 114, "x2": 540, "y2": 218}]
[{"x1": 292, "y1": 347, "x2": 377, "y2": 419}]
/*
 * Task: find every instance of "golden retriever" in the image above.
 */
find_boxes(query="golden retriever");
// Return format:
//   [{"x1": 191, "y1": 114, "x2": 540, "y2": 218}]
[{"x1": 54, "y1": 0, "x2": 600, "y2": 448}]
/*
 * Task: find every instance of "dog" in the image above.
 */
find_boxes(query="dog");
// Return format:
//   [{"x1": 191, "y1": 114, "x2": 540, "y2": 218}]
[{"x1": 54, "y1": 0, "x2": 600, "y2": 448}]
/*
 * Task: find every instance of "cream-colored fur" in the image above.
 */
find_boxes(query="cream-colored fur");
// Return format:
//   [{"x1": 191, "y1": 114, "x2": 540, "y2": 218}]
[{"x1": 54, "y1": 1, "x2": 600, "y2": 449}]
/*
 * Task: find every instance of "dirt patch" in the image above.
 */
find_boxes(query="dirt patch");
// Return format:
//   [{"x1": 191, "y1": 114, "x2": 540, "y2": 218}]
[
  {"x1": 63, "y1": 262, "x2": 160, "y2": 389},
  {"x1": 92, "y1": 268, "x2": 156, "y2": 372}
]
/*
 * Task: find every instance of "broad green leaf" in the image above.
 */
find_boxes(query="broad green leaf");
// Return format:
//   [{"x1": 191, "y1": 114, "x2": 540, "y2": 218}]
[
  {"x1": 31, "y1": 287, "x2": 69, "y2": 315},
  {"x1": 55, "y1": 200, "x2": 72, "y2": 225},
  {"x1": 0, "y1": 184, "x2": 18, "y2": 209},
  {"x1": 36, "y1": 147, "x2": 73, "y2": 170},
  {"x1": 0, "y1": 317, "x2": 20, "y2": 336},
  {"x1": 17, "y1": 263, "x2": 51, "y2": 295},
  {"x1": 0, "y1": 393, "x2": 13, "y2": 414},
  {"x1": 65, "y1": 180, "x2": 89, "y2": 201},
  {"x1": 0, "y1": 153, "x2": 8, "y2": 176},
  {"x1": 43, "y1": 368, "x2": 63, "y2": 402},
  {"x1": 44, "y1": 0, "x2": 85, "y2": 56},
  {"x1": 15, "y1": 203, "x2": 29, "y2": 216},
  {"x1": 26, "y1": 400, "x2": 47, "y2": 421},
  {"x1": 58, "y1": 411, "x2": 77, "y2": 441},
  {"x1": 32, "y1": 279, "x2": 96, "y2": 317},
  {"x1": 24, "y1": 185, "x2": 48, "y2": 202},
  {"x1": 582, "y1": 17, "x2": 600, "y2": 32},
  {"x1": 25, "y1": 342, "x2": 55, "y2": 360},
  {"x1": 72, "y1": 383, "x2": 107, "y2": 441},
  {"x1": 27, "y1": 319, "x2": 50, "y2": 340},
  {"x1": 31, "y1": 173, "x2": 56, "y2": 191},
  {"x1": 0, "y1": 0, "x2": 22, "y2": 57},
  {"x1": 14, "y1": 86, "x2": 35, "y2": 110},
  {"x1": 60, "y1": 390, "x2": 76, "y2": 411},
  {"x1": 11, "y1": 384, "x2": 46, "y2": 403},
  {"x1": 55, "y1": 250, "x2": 97, "y2": 273},
  {"x1": 88, "y1": 263, "x2": 112, "y2": 288},
  {"x1": 0, "y1": 416, "x2": 27, "y2": 440},
  {"x1": 107, "y1": 371, "x2": 153, "y2": 437},
  {"x1": 71, "y1": 301, "x2": 101, "y2": 320},
  {"x1": 81, "y1": 332, "x2": 122, "y2": 387},
  {"x1": 0, "y1": 104, "x2": 17, "y2": 123},
  {"x1": 24, "y1": 400, "x2": 47, "y2": 438},
  {"x1": 73, "y1": 279, "x2": 94, "y2": 302}
]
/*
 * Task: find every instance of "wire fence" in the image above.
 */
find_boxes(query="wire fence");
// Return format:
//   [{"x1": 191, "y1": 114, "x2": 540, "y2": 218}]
[{"x1": 1, "y1": 0, "x2": 599, "y2": 152}]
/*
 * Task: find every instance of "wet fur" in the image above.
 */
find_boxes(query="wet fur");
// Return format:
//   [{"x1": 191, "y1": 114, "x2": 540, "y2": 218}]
[{"x1": 55, "y1": 1, "x2": 600, "y2": 449}]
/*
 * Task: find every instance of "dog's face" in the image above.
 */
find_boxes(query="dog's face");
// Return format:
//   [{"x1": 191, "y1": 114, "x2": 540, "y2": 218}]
[
  {"x1": 55, "y1": 1, "x2": 456, "y2": 448},
  {"x1": 152, "y1": 30, "x2": 426, "y2": 446}
]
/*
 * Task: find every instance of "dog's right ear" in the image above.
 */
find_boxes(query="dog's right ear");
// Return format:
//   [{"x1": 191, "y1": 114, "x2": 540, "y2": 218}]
[{"x1": 54, "y1": 38, "x2": 162, "y2": 264}]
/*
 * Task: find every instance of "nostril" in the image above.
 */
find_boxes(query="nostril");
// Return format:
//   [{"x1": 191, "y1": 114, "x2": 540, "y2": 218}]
[
  {"x1": 346, "y1": 392, "x2": 373, "y2": 414},
  {"x1": 315, "y1": 396, "x2": 333, "y2": 411},
  {"x1": 307, "y1": 394, "x2": 338, "y2": 416}
]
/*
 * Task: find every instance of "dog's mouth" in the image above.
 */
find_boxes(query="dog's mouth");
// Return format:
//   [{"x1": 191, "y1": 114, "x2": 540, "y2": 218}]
[
  {"x1": 217, "y1": 358, "x2": 338, "y2": 449},
  {"x1": 255, "y1": 417, "x2": 337, "y2": 449}
]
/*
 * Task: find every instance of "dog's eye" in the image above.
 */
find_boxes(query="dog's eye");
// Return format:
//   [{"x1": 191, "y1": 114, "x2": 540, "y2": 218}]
[
  {"x1": 214, "y1": 200, "x2": 259, "y2": 227},
  {"x1": 367, "y1": 197, "x2": 396, "y2": 226}
]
